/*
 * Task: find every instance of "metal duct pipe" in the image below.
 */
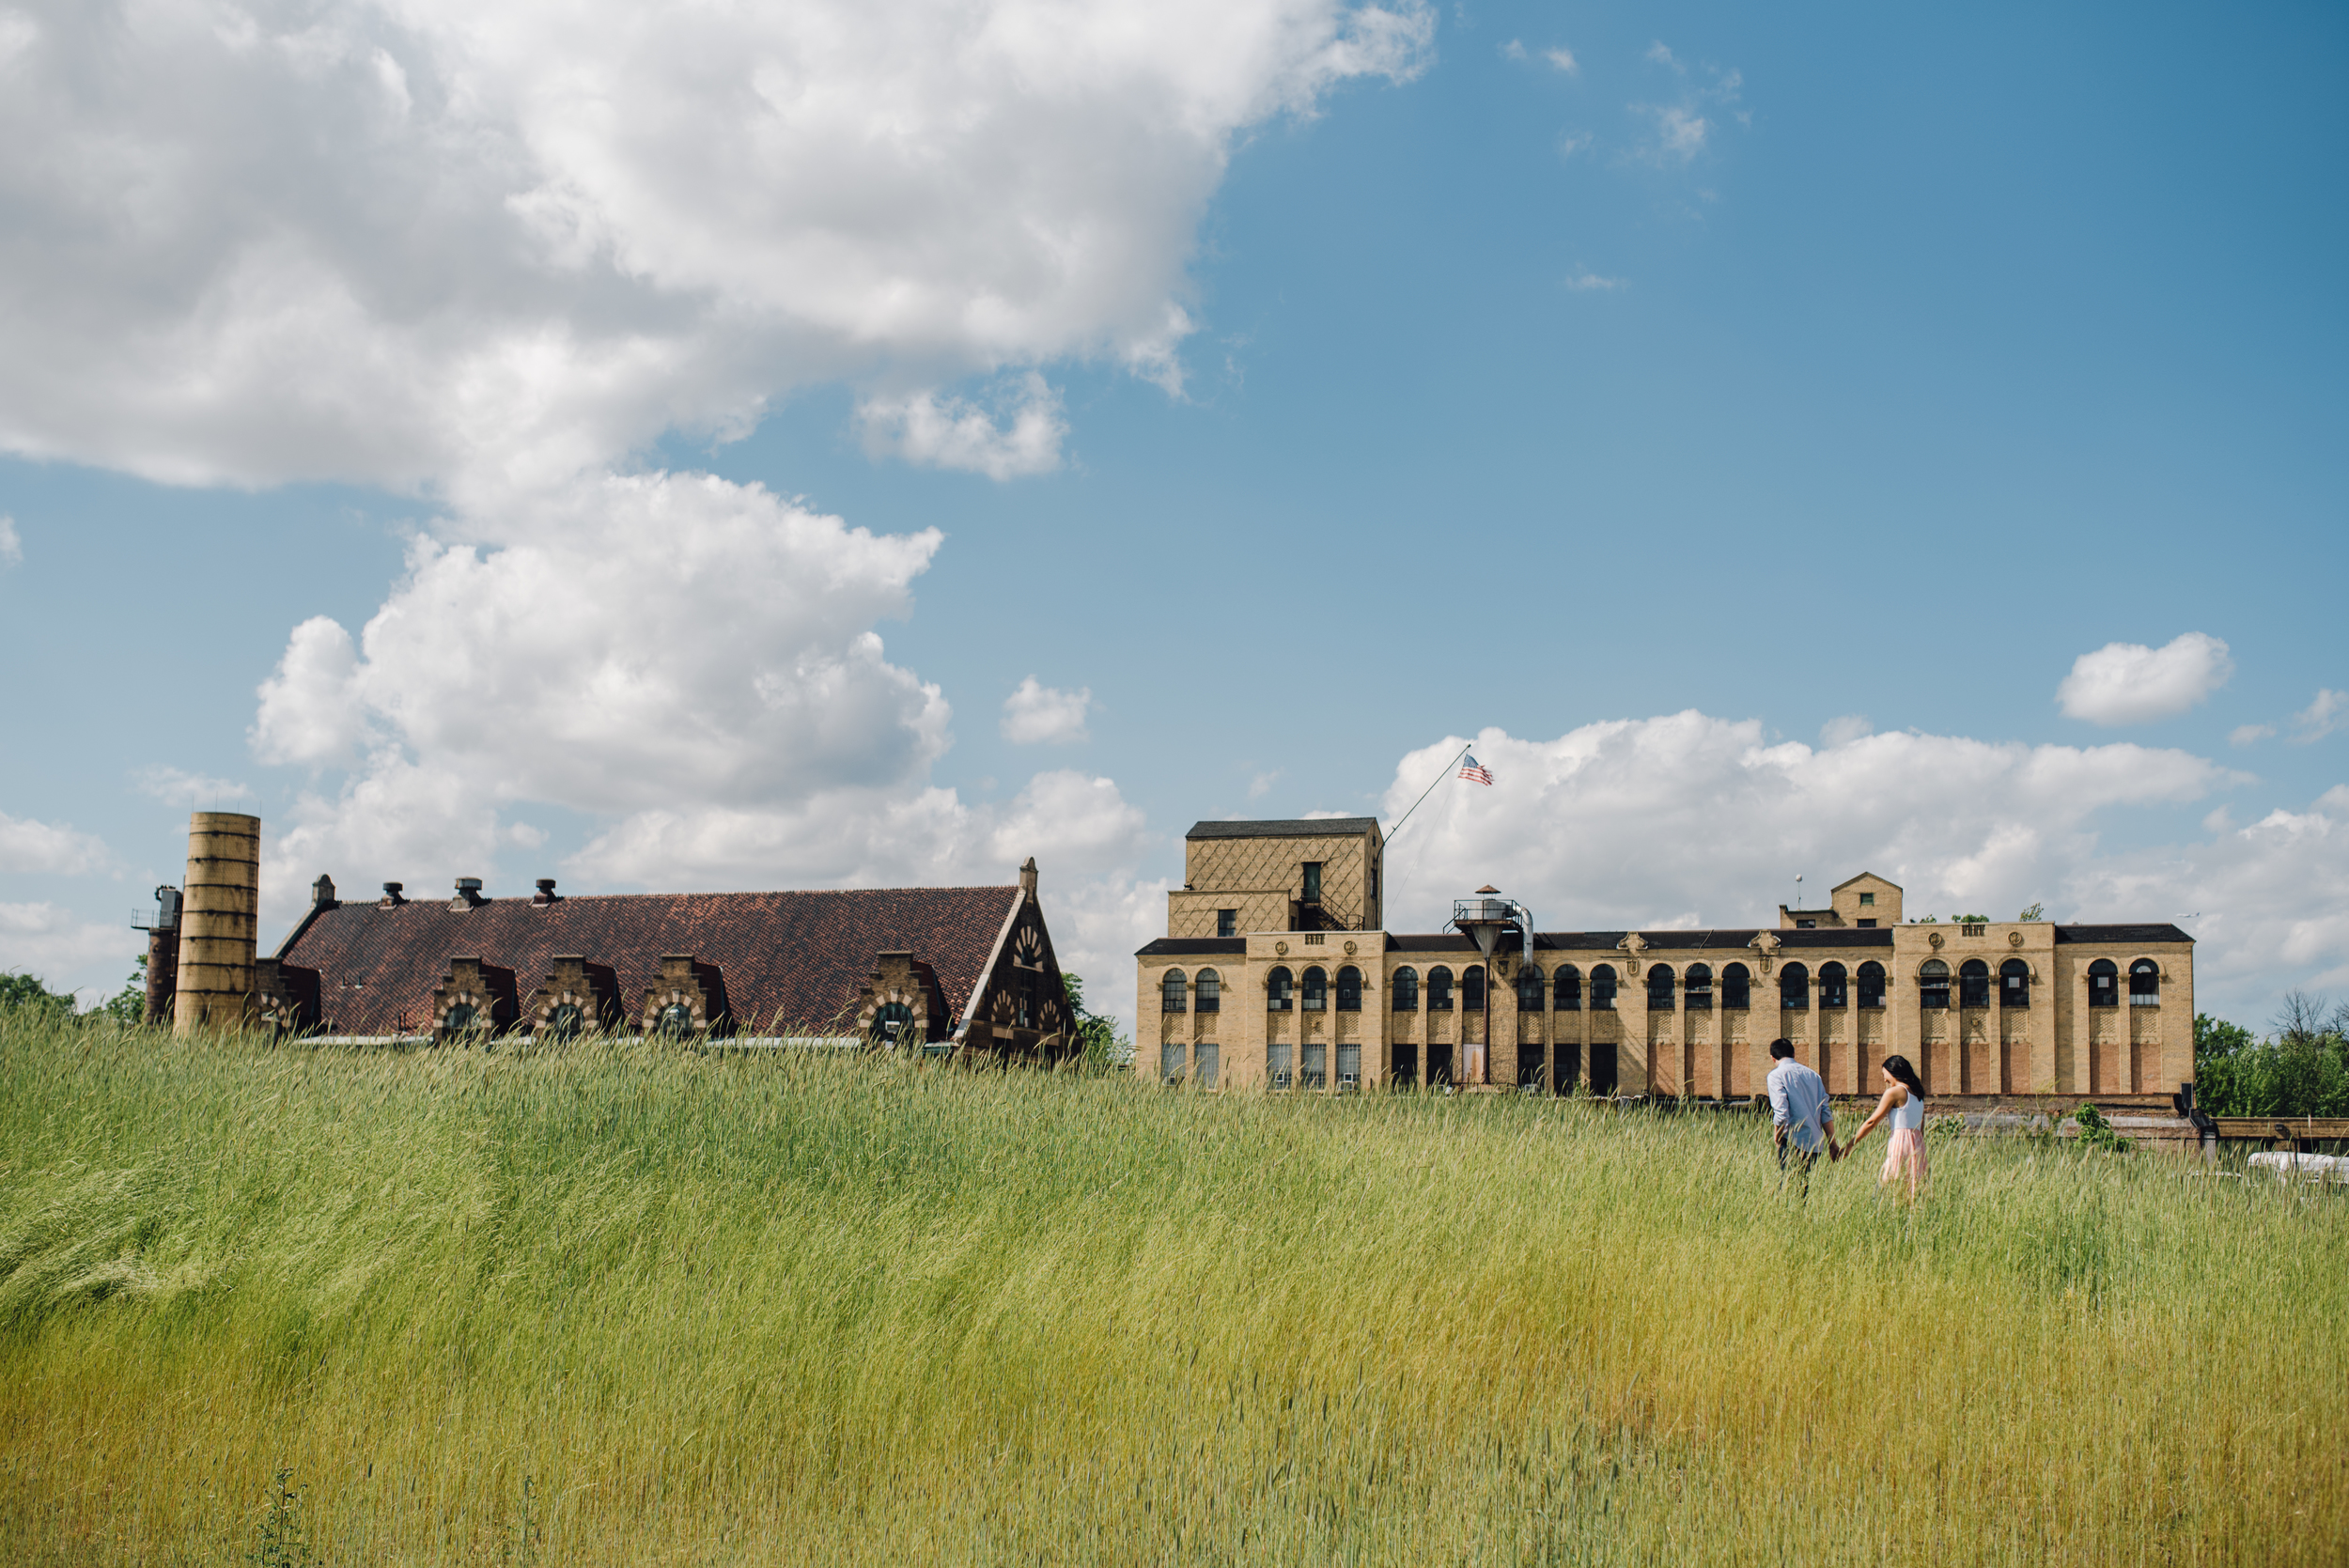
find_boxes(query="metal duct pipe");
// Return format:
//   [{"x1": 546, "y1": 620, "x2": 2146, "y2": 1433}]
[{"x1": 172, "y1": 812, "x2": 261, "y2": 1035}]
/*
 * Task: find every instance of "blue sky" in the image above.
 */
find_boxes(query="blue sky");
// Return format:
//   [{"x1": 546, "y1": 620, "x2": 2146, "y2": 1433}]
[{"x1": 2, "y1": 0, "x2": 2343, "y2": 1028}]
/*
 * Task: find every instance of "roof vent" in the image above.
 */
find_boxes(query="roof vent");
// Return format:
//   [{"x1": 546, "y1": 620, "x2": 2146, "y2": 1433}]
[
  {"x1": 533, "y1": 878, "x2": 559, "y2": 906},
  {"x1": 454, "y1": 877, "x2": 487, "y2": 909},
  {"x1": 381, "y1": 881, "x2": 407, "y2": 907}
]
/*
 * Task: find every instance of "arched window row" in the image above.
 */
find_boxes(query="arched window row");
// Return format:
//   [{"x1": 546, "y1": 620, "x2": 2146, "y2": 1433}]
[
  {"x1": 2129, "y1": 959, "x2": 2160, "y2": 1005},
  {"x1": 1336, "y1": 965, "x2": 1363, "y2": 1012},
  {"x1": 1268, "y1": 966, "x2": 1294, "y2": 1011},
  {"x1": 1160, "y1": 968, "x2": 1187, "y2": 1013},
  {"x1": 1301, "y1": 966, "x2": 1328, "y2": 1011},
  {"x1": 2088, "y1": 958, "x2": 2119, "y2": 1009},
  {"x1": 1429, "y1": 966, "x2": 1455, "y2": 1011}
]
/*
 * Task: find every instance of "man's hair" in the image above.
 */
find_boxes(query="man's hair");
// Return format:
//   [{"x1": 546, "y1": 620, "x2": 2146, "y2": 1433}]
[{"x1": 1768, "y1": 1038, "x2": 1796, "y2": 1060}]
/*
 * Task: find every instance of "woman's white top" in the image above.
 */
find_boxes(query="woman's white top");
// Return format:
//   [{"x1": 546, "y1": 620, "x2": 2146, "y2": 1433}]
[{"x1": 1891, "y1": 1088, "x2": 1925, "y2": 1131}]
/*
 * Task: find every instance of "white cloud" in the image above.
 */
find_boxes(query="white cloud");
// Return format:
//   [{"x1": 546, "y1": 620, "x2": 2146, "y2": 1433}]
[
  {"x1": 0, "y1": 902, "x2": 136, "y2": 1002},
  {"x1": 1819, "y1": 714, "x2": 1873, "y2": 748},
  {"x1": 2231, "y1": 723, "x2": 2276, "y2": 747},
  {"x1": 1502, "y1": 39, "x2": 1526, "y2": 60},
  {"x1": 0, "y1": 809, "x2": 112, "y2": 876},
  {"x1": 0, "y1": 0, "x2": 1433, "y2": 500},
  {"x1": 1556, "y1": 132, "x2": 1594, "y2": 159},
  {"x1": 2291, "y1": 689, "x2": 2347, "y2": 744},
  {"x1": 1001, "y1": 677, "x2": 1094, "y2": 745},
  {"x1": 1646, "y1": 41, "x2": 1683, "y2": 72},
  {"x1": 1562, "y1": 270, "x2": 1622, "y2": 290},
  {"x1": 1369, "y1": 712, "x2": 2348, "y2": 1019},
  {"x1": 1544, "y1": 47, "x2": 1579, "y2": 73},
  {"x1": 132, "y1": 766, "x2": 254, "y2": 807},
  {"x1": 1652, "y1": 105, "x2": 1708, "y2": 161},
  {"x1": 1249, "y1": 768, "x2": 1283, "y2": 800},
  {"x1": 2056, "y1": 631, "x2": 2234, "y2": 725},
  {"x1": 0, "y1": 515, "x2": 19, "y2": 566},
  {"x1": 859, "y1": 374, "x2": 1068, "y2": 480}
]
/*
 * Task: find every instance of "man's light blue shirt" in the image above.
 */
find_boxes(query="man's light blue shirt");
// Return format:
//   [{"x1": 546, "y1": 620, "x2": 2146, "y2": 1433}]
[{"x1": 1767, "y1": 1059, "x2": 1834, "y2": 1154}]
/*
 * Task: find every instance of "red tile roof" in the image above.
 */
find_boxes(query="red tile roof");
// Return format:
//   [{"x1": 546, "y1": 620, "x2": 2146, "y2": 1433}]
[{"x1": 277, "y1": 885, "x2": 1021, "y2": 1037}]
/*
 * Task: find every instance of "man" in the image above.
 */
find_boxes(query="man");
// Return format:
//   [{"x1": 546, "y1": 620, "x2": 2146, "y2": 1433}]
[{"x1": 1766, "y1": 1038, "x2": 1838, "y2": 1197}]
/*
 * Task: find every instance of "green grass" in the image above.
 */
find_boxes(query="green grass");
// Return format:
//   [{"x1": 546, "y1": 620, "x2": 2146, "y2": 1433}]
[{"x1": 1, "y1": 1017, "x2": 2343, "y2": 1565}]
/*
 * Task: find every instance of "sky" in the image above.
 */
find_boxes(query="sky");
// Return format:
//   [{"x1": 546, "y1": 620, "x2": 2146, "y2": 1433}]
[{"x1": 1, "y1": 0, "x2": 2344, "y2": 1035}]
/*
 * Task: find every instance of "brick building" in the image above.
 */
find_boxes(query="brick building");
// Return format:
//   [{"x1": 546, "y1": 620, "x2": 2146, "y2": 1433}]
[{"x1": 1136, "y1": 818, "x2": 2195, "y2": 1105}]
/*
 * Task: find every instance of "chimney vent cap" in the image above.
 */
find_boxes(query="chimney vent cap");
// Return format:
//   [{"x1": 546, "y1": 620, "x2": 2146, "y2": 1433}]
[{"x1": 456, "y1": 877, "x2": 484, "y2": 893}]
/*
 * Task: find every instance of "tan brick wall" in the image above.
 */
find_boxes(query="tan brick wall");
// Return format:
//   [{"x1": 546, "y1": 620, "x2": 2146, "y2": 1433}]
[{"x1": 1182, "y1": 829, "x2": 1381, "y2": 931}]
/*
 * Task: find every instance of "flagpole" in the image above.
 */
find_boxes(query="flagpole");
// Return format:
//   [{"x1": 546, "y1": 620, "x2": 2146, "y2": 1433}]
[{"x1": 1382, "y1": 741, "x2": 1472, "y2": 848}]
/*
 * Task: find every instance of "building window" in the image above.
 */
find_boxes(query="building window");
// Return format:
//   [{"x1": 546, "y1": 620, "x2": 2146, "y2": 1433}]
[
  {"x1": 1196, "y1": 969, "x2": 1221, "y2": 1014},
  {"x1": 872, "y1": 1001, "x2": 916, "y2": 1046},
  {"x1": 1589, "y1": 964, "x2": 1617, "y2": 1011},
  {"x1": 1301, "y1": 966, "x2": 1329, "y2": 1011},
  {"x1": 1195, "y1": 1041, "x2": 1220, "y2": 1088},
  {"x1": 1857, "y1": 919, "x2": 1876, "y2": 929},
  {"x1": 1267, "y1": 967, "x2": 1294, "y2": 1011},
  {"x1": 1428, "y1": 966, "x2": 1455, "y2": 1011},
  {"x1": 2001, "y1": 958, "x2": 2030, "y2": 1009},
  {"x1": 1268, "y1": 1040, "x2": 1294, "y2": 1090},
  {"x1": 658, "y1": 1001, "x2": 694, "y2": 1036},
  {"x1": 1217, "y1": 909, "x2": 1237, "y2": 938},
  {"x1": 1336, "y1": 965, "x2": 1363, "y2": 1012},
  {"x1": 1462, "y1": 966, "x2": 1486, "y2": 1011},
  {"x1": 1160, "y1": 969, "x2": 1188, "y2": 1014},
  {"x1": 1301, "y1": 862, "x2": 1323, "y2": 904},
  {"x1": 1721, "y1": 963, "x2": 1750, "y2": 1010},
  {"x1": 1335, "y1": 1042, "x2": 1361, "y2": 1091},
  {"x1": 444, "y1": 1002, "x2": 478, "y2": 1035},
  {"x1": 1780, "y1": 962, "x2": 1810, "y2": 1011},
  {"x1": 1959, "y1": 959, "x2": 1990, "y2": 1008},
  {"x1": 1859, "y1": 892, "x2": 1875, "y2": 907},
  {"x1": 1645, "y1": 964, "x2": 1675, "y2": 1011},
  {"x1": 1919, "y1": 960, "x2": 1951, "y2": 1011},
  {"x1": 1368, "y1": 866, "x2": 1378, "y2": 904},
  {"x1": 2129, "y1": 960, "x2": 2160, "y2": 1006},
  {"x1": 1517, "y1": 964, "x2": 1545, "y2": 1012},
  {"x1": 1301, "y1": 1040, "x2": 1328, "y2": 1090},
  {"x1": 2089, "y1": 959, "x2": 2120, "y2": 1008},
  {"x1": 1392, "y1": 967, "x2": 1420, "y2": 1010},
  {"x1": 1555, "y1": 965, "x2": 1582, "y2": 1011},
  {"x1": 1857, "y1": 961, "x2": 1886, "y2": 1009},
  {"x1": 1818, "y1": 962, "x2": 1848, "y2": 1009},
  {"x1": 548, "y1": 1001, "x2": 584, "y2": 1041},
  {"x1": 1160, "y1": 1040, "x2": 1186, "y2": 1084},
  {"x1": 1685, "y1": 963, "x2": 1713, "y2": 1011},
  {"x1": 1797, "y1": 920, "x2": 1817, "y2": 930}
]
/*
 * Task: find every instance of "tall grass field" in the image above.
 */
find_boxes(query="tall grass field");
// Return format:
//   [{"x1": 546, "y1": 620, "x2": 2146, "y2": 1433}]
[{"x1": 2, "y1": 1017, "x2": 2342, "y2": 1565}]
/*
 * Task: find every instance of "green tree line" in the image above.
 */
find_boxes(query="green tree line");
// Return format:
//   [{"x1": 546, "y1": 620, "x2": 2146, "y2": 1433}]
[{"x1": 2195, "y1": 991, "x2": 2349, "y2": 1117}]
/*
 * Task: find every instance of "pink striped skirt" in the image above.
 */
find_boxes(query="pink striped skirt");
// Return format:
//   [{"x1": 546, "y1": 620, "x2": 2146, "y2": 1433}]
[{"x1": 1881, "y1": 1126, "x2": 1928, "y2": 1186}]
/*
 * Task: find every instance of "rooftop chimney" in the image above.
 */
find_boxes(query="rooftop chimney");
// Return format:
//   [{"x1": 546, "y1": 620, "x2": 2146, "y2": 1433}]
[
  {"x1": 533, "y1": 878, "x2": 559, "y2": 906},
  {"x1": 311, "y1": 874, "x2": 338, "y2": 909},
  {"x1": 1019, "y1": 856, "x2": 1038, "y2": 900},
  {"x1": 381, "y1": 881, "x2": 407, "y2": 907},
  {"x1": 454, "y1": 877, "x2": 488, "y2": 909}
]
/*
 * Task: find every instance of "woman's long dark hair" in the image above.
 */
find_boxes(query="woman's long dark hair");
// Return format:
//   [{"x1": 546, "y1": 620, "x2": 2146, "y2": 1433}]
[{"x1": 1882, "y1": 1054, "x2": 1925, "y2": 1100}]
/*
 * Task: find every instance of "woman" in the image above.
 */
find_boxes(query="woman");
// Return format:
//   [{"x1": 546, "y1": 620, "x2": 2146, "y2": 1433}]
[{"x1": 1843, "y1": 1054, "x2": 1928, "y2": 1203}]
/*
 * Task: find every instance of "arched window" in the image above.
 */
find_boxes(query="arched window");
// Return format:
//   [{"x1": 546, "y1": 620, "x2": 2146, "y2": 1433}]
[
  {"x1": 1646, "y1": 964, "x2": 1675, "y2": 1010},
  {"x1": 1463, "y1": 966, "x2": 1486, "y2": 1011},
  {"x1": 1428, "y1": 966, "x2": 1455, "y2": 1011},
  {"x1": 1818, "y1": 962, "x2": 1848, "y2": 1009},
  {"x1": 444, "y1": 1001, "x2": 478, "y2": 1035},
  {"x1": 1857, "y1": 961, "x2": 1886, "y2": 1009},
  {"x1": 1685, "y1": 963, "x2": 1714, "y2": 1011},
  {"x1": 2088, "y1": 958, "x2": 2120, "y2": 1008},
  {"x1": 1392, "y1": 967, "x2": 1419, "y2": 1010},
  {"x1": 1267, "y1": 967, "x2": 1294, "y2": 1011},
  {"x1": 1160, "y1": 969, "x2": 1188, "y2": 1014},
  {"x1": 1721, "y1": 963, "x2": 1750, "y2": 1010},
  {"x1": 1336, "y1": 965, "x2": 1363, "y2": 1012},
  {"x1": 2129, "y1": 959, "x2": 2160, "y2": 1006},
  {"x1": 1780, "y1": 961, "x2": 1809, "y2": 1010},
  {"x1": 1589, "y1": 964, "x2": 1618, "y2": 1011},
  {"x1": 872, "y1": 1001, "x2": 916, "y2": 1046},
  {"x1": 1196, "y1": 969, "x2": 1221, "y2": 1014},
  {"x1": 1918, "y1": 960, "x2": 1951, "y2": 1011},
  {"x1": 657, "y1": 1001, "x2": 694, "y2": 1036},
  {"x1": 548, "y1": 1001, "x2": 584, "y2": 1042},
  {"x1": 2000, "y1": 957, "x2": 2030, "y2": 1009},
  {"x1": 1959, "y1": 959, "x2": 1990, "y2": 1007},
  {"x1": 1300, "y1": 966, "x2": 1329, "y2": 1011},
  {"x1": 1517, "y1": 964, "x2": 1546, "y2": 1011},
  {"x1": 1555, "y1": 965, "x2": 1582, "y2": 1010}
]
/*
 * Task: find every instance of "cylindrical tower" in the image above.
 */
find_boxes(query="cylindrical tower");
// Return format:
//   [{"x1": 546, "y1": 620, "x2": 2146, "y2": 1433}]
[{"x1": 172, "y1": 812, "x2": 261, "y2": 1034}]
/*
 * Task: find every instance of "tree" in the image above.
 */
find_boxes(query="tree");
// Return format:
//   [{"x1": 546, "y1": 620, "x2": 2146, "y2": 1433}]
[
  {"x1": 1060, "y1": 972, "x2": 1131, "y2": 1074},
  {"x1": 100, "y1": 955, "x2": 150, "y2": 1027},
  {"x1": 2193, "y1": 995, "x2": 2349, "y2": 1118},
  {"x1": 0, "y1": 972, "x2": 76, "y2": 1016}
]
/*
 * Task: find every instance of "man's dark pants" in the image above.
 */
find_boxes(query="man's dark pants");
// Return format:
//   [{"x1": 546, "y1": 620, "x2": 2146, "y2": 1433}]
[{"x1": 1778, "y1": 1137, "x2": 1821, "y2": 1199}]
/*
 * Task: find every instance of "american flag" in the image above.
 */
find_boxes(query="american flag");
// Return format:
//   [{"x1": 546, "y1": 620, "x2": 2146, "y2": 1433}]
[{"x1": 1458, "y1": 753, "x2": 1494, "y2": 785}]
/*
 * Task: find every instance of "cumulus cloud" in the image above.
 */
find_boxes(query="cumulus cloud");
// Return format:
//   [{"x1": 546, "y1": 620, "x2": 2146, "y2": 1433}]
[
  {"x1": 2292, "y1": 689, "x2": 2347, "y2": 744},
  {"x1": 1370, "y1": 712, "x2": 2345, "y2": 1017},
  {"x1": 1651, "y1": 106, "x2": 1708, "y2": 160},
  {"x1": 0, "y1": 902, "x2": 135, "y2": 1002},
  {"x1": 0, "y1": 0, "x2": 1433, "y2": 499},
  {"x1": 0, "y1": 515, "x2": 19, "y2": 566},
  {"x1": 133, "y1": 766, "x2": 254, "y2": 807},
  {"x1": 2231, "y1": 723, "x2": 2276, "y2": 747},
  {"x1": 0, "y1": 809, "x2": 112, "y2": 876},
  {"x1": 858, "y1": 374, "x2": 1068, "y2": 480},
  {"x1": 1001, "y1": 677, "x2": 1094, "y2": 745},
  {"x1": 2056, "y1": 632, "x2": 2234, "y2": 725}
]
